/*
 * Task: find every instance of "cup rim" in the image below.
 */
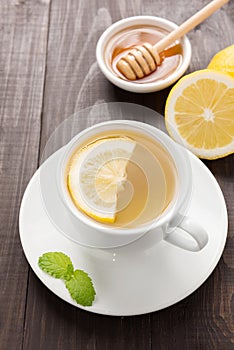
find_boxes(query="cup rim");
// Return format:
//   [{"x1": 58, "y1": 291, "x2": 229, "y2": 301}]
[
  {"x1": 57, "y1": 120, "x2": 191, "y2": 236},
  {"x1": 96, "y1": 16, "x2": 192, "y2": 93}
]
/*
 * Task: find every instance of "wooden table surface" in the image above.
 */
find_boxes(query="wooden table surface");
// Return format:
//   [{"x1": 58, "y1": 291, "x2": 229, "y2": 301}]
[{"x1": 0, "y1": 0, "x2": 234, "y2": 349}]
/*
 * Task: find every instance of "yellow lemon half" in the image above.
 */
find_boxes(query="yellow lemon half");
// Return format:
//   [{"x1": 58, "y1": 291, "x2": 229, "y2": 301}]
[
  {"x1": 208, "y1": 45, "x2": 234, "y2": 78},
  {"x1": 165, "y1": 69, "x2": 234, "y2": 159},
  {"x1": 67, "y1": 137, "x2": 136, "y2": 223}
]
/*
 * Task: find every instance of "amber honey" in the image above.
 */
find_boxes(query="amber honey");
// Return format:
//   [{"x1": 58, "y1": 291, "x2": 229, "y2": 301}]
[{"x1": 104, "y1": 25, "x2": 182, "y2": 83}]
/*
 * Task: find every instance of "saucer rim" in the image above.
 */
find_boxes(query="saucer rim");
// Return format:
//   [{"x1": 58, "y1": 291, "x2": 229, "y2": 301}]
[{"x1": 19, "y1": 148, "x2": 228, "y2": 316}]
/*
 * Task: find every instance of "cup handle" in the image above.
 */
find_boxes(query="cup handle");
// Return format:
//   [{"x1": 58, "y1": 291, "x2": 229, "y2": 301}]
[{"x1": 164, "y1": 216, "x2": 209, "y2": 252}]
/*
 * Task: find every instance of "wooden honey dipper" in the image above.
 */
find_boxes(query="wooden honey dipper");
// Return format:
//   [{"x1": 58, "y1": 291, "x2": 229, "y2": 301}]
[{"x1": 117, "y1": 0, "x2": 229, "y2": 80}]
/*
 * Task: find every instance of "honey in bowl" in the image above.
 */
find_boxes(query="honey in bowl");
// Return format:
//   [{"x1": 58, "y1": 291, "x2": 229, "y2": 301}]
[{"x1": 104, "y1": 25, "x2": 183, "y2": 83}]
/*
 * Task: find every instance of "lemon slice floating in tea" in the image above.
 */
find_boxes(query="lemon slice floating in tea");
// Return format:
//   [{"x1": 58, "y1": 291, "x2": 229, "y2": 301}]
[
  {"x1": 67, "y1": 137, "x2": 136, "y2": 223},
  {"x1": 165, "y1": 69, "x2": 234, "y2": 159}
]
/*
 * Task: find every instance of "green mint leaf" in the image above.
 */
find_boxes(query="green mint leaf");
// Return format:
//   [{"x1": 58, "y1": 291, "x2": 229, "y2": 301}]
[
  {"x1": 38, "y1": 252, "x2": 74, "y2": 280},
  {"x1": 65, "y1": 270, "x2": 96, "y2": 306},
  {"x1": 38, "y1": 252, "x2": 96, "y2": 306}
]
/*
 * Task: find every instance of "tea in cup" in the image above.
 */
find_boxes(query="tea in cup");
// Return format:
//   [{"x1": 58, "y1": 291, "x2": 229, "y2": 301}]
[{"x1": 57, "y1": 120, "x2": 208, "y2": 249}]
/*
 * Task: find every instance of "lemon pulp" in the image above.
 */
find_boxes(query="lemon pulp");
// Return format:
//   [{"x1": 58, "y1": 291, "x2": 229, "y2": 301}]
[
  {"x1": 165, "y1": 69, "x2": 234, "y2": 159},
  {"x1": 67, "y1": 137, "x2": 136, "y2": 223}
]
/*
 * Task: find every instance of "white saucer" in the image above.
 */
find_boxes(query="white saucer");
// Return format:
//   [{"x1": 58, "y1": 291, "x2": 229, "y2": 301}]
[{"x1": 19, "y1": 148, "x2": 228, "y2": 316}]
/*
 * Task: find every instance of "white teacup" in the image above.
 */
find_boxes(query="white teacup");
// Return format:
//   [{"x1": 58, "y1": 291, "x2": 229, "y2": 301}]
[{"x1": 57, "y1": 120, "x2": 208, "y2": 250}]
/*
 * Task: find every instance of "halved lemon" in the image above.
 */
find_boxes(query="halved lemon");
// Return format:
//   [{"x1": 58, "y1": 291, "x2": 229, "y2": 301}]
[
  {"x1": 67, "y1": 137, "x2": 136, "y2": 223},
  {"x1": 165, "y1": 69, "x2": 234, "y2": 159},
  {"x1": 208, "y1": 45, "x2": 234, "y2": 78}
]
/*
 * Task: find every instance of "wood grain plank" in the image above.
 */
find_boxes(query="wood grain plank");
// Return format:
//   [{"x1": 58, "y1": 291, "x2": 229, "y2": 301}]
[
  {"x1": 22, "y1": 1, "x2": 150, "y2": 349},
  {"x1": 0, "y1": 0, "x2": 50, "y2": 349},
  {"x1": 38, "y1": 0, "x2": 147, "y2": 152},
  {"x1": 23, "y1": 0, "x2": 234, "y2": 349},
  {"x1": 148, "y1": 1, "x2": 234, "y2": 349},
  {"x1": 75, "y1": 311, "x2": 151, "y2": 350},
  {"x1": 24, "y1": 272, "x2": 77, "y2": 350}
]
